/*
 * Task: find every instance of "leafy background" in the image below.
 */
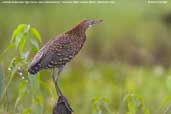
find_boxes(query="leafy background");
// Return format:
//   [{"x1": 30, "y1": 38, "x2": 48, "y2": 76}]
[{"x1": 0, "y1": 1, "x2": 171, "y2": 114}]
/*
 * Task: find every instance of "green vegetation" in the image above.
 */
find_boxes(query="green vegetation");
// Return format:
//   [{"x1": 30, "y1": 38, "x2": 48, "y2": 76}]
[{"x1": 0, "y1": 1, "x2": 171, "y2": 114}]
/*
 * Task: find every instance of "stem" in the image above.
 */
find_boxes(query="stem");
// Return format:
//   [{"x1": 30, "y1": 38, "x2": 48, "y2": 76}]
[{"x1": 0, "y1": 71, "x2": 15, "y2": 104}]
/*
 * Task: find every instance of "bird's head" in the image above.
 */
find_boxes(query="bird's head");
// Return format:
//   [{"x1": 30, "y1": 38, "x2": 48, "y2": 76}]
[
  {"x1": 81, "y1": 19, "x2": 103, "y2": 28},
  {"x1": 66, "y1": 19, "x2": 103, "y2": 34}
]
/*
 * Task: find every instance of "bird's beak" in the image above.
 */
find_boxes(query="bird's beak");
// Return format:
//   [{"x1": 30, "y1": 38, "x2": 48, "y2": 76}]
[
  {"x1": 88, "y1": 19, "x2": 103, "y2": 27},
  {"x1": 91, "y1": 19, "x2": 103, "y2": 25}
]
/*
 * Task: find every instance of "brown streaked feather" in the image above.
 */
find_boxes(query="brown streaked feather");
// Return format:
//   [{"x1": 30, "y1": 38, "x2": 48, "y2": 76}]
[{"x1": 28, "y1": 19, "x2": 102, "y2": 74}]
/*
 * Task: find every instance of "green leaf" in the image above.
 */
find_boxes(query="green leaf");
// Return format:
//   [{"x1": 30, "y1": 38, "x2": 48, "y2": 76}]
[
  {"x1": 14, "y1": 80, "x2": 27, "y2": 111},
  {"x1": 9, "y1": 24, "x2": 41, "y2": 57},
  {"x1": 8, "y1": 57, "x2": 16, "y2": 71},
  {"x1": 23, "y1": 24, "x2": 30, "y2": 33},
  {"x1": 32, "y1": 95, "x2": 44, "y2": 114},
  {"x1": 11, "y1": 24, "x2": 26, "y2": 43},
  {"x1": 6, "y1": 42, "x2": 15, "y2": 49},
  {"x1": 11, "y1": 24, "x2": 30, "y2": 52},
  {"x1": 160, "y1": 95, "x2": 171, "y2": 108},
  {"x1": 18, "y1": 36, "x2": 26, "y2": 53},
  {"x1": 124, "y1": 93, "x2": 150, "y2": 114},
  {"x1": 128, "y1": 101, "x2": 136, "y2": 114},
  {"x1": 22, "y1": 108, "x2": 32, "y2": 114},
  {"x1": 31, "y1": 38, "x2": 40, "y2": 51},
  {"x1": 15, "y1": 32, "x2": 24, "y2": 49},
  {"x1": 30, "y1": 27, "x2": 42, "y2": 43}
]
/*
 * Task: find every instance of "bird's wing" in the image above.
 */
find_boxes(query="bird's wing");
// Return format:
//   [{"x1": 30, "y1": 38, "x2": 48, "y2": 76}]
[
  {"x1": 28, "y1": 39, "x2": 54, "y2": 72},
  {"x1": 28, "y1": 50, "x2": 44, "y2": 74},
  {"x1": 44, "y1": 34, "x2": 76, "y2": 68}
]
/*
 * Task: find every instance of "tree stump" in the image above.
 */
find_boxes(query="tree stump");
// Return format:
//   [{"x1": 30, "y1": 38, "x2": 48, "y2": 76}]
[{"x1": 53, "y1": 96, "x2": 73, "y2": 114}]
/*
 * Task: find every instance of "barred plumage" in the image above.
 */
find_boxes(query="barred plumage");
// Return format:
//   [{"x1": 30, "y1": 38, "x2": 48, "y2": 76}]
[{"x1": 28, "y1": 19, "x2": 103, "y2": 74}]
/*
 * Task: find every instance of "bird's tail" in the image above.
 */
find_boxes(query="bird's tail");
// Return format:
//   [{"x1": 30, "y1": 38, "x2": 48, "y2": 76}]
[{"x1": 28, "y1": 64, "x2": 40, "y2": 75}]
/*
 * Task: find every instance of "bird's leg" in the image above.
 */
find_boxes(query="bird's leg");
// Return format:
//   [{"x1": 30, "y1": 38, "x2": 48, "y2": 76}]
[
  {"x1": 52, "y1": 67, "x2": 73, "y2": 113},
  {"x1": 51, "y1": 68, "x2": 63, "y2": 97}
]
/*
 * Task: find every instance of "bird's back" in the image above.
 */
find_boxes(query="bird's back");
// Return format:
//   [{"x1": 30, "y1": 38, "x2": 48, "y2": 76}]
[{"x1": 28, "y1": 33, "x2": 86, "y2": 74}]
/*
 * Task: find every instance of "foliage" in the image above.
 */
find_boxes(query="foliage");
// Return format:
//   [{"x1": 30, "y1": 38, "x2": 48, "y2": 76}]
[
  {"x1": 0, "y1": 24, "x2": 43, "y2": 114},
  {"x1": 0, "y1": 6, "x2": 171, "y2": 114},
  {"x1": 124, "y1": 93, "x2": 150, "y2": 114}
]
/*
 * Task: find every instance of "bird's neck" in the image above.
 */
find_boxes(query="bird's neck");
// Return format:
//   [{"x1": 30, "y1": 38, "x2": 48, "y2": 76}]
[{"x1": 66, "y1": 23, "x2": 87, "y2": 37}]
